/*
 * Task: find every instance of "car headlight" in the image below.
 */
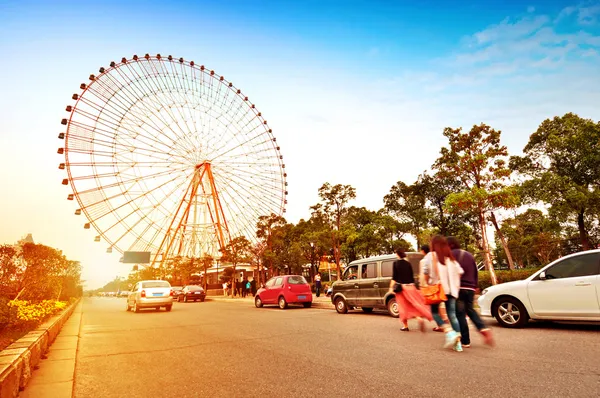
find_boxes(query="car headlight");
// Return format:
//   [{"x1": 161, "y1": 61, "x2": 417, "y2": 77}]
[{"x1": 481, "y1": 288, "x2": 488, "y2": 296}]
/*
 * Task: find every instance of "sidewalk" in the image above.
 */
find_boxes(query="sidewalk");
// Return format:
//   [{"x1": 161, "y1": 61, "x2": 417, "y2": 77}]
[
  {"x1": 207, "y1": 294, "x2": 334, "y2": 309},
  {"x1": 19, "y1": 302, "x2": 83, "y2": 398}
]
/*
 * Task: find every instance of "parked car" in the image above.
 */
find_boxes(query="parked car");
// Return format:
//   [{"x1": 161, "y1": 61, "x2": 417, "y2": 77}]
[
  {"x1": 171, "y1": 286, "x2": 183, "y2": 299},
  {"x1": 331, "y1": 252, "x2": 423, "y2": 317},
  {"x1": 177, "y1": 285, "x2": 206, "y2": 302},
  {"x1": 126, "y1": 280, "x2": 173, "y2": 312},
  {"x1": 478, "y1": 250, "x2": 600, "y2": 328},
  {"x1": 255, "y1": 275, "x2": 312, "y2": 309}
]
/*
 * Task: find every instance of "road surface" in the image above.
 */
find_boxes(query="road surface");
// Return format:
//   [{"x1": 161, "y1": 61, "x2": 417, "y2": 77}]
[{"x1": 63, "y1": 297, "x2": 600, "y2": 397}]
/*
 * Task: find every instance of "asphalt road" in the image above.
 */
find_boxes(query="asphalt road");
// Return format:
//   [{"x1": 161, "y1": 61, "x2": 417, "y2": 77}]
[{"x1": 72, "y1": 297, "x2": 600, "y2": 398}]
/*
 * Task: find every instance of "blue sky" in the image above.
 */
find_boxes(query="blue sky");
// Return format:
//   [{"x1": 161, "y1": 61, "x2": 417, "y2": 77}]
[{"x1": 1, "y1": 0, "x2": 599, "y2": 287}]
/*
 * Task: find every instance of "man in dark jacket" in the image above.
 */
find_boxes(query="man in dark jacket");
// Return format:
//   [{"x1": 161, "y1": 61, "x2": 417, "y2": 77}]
[{"x1": 447, "y1": 237, "x2": 494, "y2": 348}]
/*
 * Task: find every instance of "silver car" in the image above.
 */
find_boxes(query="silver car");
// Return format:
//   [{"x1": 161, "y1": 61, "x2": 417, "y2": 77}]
[{"x1": 126, "y1": 280, "x2": 173, "y2": 312}]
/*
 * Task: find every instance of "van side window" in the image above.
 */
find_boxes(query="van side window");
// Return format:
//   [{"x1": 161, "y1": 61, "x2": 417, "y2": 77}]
[
  {"x1": 381, "y1": 260, "x2": 394, "y2": 277},
  {"x1": 361, "y1": 263, "x2": 377, "y2": 279},
  {"x1": 343, "y1": 265, "x2": 359, "y2": 281}
]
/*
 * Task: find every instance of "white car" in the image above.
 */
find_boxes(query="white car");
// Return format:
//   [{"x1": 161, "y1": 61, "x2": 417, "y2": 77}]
[
  {"x1": 126, "y1": 280, "x2": 173, "y2": 312},
  {"x1": 478, "y1": 250, "x2": 600, "y2": 328}
]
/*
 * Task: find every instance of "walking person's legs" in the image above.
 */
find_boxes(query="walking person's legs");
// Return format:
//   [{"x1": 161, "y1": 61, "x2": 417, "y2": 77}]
[
  {"x1": 430, "y1": 303, "x2": 445, "y2": 330},
  {"x1": 443, "y1": 296, "x2": 462, "y2": 351},
  {"x1": 461, "y1": 289, "x2": 494, "y2": 346},
  {"x1": 457, "y1": 289, "x2": 470, "y2": 346}
]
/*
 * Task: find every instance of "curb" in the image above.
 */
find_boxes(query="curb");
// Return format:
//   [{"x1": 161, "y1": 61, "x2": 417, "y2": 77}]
[
  {"x1": 206, "y1": 296, "x2": 334, "y2": 310},
  {"x1": 0, "y1": 299, "x2": 80, "y2": 398}
]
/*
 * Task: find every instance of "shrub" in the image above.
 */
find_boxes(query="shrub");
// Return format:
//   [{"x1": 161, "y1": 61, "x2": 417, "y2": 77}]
[{"x1": 478, "y1": 268, "x2": 541, "y2": 290}]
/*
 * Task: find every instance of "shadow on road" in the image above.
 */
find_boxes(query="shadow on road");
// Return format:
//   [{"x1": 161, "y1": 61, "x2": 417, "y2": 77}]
[{"x1": 488, "y1": 319, "x2": 600, "y2": 332}]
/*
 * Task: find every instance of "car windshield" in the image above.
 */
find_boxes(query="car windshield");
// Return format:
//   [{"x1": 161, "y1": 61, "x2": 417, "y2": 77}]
[
  {"x1": 187, "y1": 285, "x2": 203, "y2": 291},
  {"x1": 287, "y1": 276, "x2": 307, "y2": 285},
  {"x1": 142, "y1": 281, "x2": 170, "y2": 288}
]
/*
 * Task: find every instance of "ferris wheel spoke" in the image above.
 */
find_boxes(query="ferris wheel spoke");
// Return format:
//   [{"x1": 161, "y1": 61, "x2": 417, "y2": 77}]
[
  {"x1": 76, "y1": 92, "x2": 188, "y2": 157},
  {"x1": 82, "y1": 85, "x2": 197, "y2": 162},
  {"x1": 99, "y1": 173, "x2": 191, "y2": 250},
  {"x1": 212, "y1": 171, "x2": 283, "y2": 217},
  {"x1": 124, "y1": 60, "x2": 198, "y2": 152},
  {"x1": 99, "y1": 65, "x2": 196, "y2": 159}
]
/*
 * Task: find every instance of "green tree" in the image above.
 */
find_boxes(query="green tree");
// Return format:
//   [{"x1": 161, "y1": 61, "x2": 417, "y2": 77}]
[
  {"x1": 256, "y1": 213, "x2": 287, "y2": 277},
  {"x1": 497, "y1": 209, "x2": 563, "y2": 267},
  {"x1": 0, "y1": 245, "x2": 18, "y2": 297},
  {"x1": 16, "y1": 243, "x2": 67, "y2": 300},
  {"x1": 310, "y1": 183, "x2": 356, "y2": 280},
  {"x1": 510, "y1": 113, "x2": 600, "y2": 251},
  {"x1": 384, "y1": 181, "x2": 430, "y2": 248},
  {"x1": 433, "y1": 124, "x2": 518, "y2": 284}
]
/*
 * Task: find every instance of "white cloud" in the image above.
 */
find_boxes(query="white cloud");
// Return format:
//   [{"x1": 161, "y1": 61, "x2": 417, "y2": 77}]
[{"x1": 577, "y1": 3, "x2": 600, "y2": 24}]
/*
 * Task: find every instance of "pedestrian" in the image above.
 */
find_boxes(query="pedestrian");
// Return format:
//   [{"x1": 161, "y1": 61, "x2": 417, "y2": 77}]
[
  {"x1": 429, "y1": 235, "x2": 465, "y2": 351},
  {"x1": 222, "y1": 281, "x2": 228, "y2": 296},
  {"x1": 389, "y1": 248, "x2": 434, "y2": 332},
  {"x1": 315, "y1": 272, "x2": 322, "y2": 297},
  {"x1": 236, "y1": 280, "x2": 242, "y2": 297},
  {"x1": 250, "y1": 278, "x2": 257, "y2": 296},
  {"x1": 420, "y1": 244, "x2": 448, "y2": 332},
  {"x1": 227, "y1": 281, "x2": 232, "y2": 297},
  {"x1": 245, "y1": 278, "x2": 251, "y2": 297},
  {"x1": 447, "y1": 236, "x2": 494, "y2": 348}
]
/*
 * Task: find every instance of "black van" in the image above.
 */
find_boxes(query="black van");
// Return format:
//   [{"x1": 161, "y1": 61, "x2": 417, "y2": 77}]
[{"x1": 330, "y1": 253, "x2": 423, "y2": 317}]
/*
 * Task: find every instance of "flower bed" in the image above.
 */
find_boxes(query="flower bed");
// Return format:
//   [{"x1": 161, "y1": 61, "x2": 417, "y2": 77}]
[{"x1": 0, "y1": 299, "x2": 69, "y2": 351}]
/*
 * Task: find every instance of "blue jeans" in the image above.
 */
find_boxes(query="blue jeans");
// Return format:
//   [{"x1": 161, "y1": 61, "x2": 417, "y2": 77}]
[{"x1": 431, "y1": 296, "x2": 461, "y2": 333}]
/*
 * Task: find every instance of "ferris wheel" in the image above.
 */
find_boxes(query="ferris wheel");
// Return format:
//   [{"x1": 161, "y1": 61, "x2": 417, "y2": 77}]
[{"x1": 57, "y1": 53, "x2": 287, "y2": 264}]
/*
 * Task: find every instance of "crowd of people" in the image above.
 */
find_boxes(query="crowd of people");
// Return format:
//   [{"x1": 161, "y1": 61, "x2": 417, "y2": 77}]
[
  {"x1": 389, "y1": 235, "x2": 495, "y2": 352},
  {"x1": 222, "y1": 278, "x2": 257, "y2": 297}
]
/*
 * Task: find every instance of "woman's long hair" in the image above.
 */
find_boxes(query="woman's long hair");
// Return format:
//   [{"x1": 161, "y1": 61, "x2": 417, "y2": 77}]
[{"x1": 430, "y1": 235, "x2": 455, "y2": 265}]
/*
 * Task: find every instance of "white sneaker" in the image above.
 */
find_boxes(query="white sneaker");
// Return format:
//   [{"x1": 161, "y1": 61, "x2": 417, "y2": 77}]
[
  {"x1": 444, "y1": 331, "x2": 460, "y2": 349},
  {"x1": 454, "y1": 341, "x2": 463, "y2": 352}
]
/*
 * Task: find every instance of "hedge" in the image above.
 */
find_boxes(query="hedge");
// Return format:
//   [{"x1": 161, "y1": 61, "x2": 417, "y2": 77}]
[{"x1": 478, "y1": 268, "x2": 542, "y2": 290}]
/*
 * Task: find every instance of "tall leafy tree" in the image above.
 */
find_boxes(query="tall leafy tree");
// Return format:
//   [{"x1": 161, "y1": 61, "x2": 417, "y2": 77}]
[
  {"x1": 510, "y1": 113, "x2": 600, "y2": 251},
  {"x1": 256, "y1": 213, "x2": 286, "y2": 277},
  {"x1": 433, "y1": 124, "x2": 518, "y2": 284},
  {"x1": 497, "y1": 209, "x2": 562, "y2": 267},
  {"x1": 383, "y1": 181, "x2": 430, "y2": 248},
  {"x1": 310, "y1": 183, "x2": 356, "y2": 280}
]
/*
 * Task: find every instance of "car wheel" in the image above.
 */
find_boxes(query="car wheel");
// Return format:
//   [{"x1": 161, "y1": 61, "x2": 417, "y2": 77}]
[
  {"x1": 133, "y1": 301, "x2": 140, "y2": 313},
  {"x1": 165, "y1": 305, "x2": 172, "y2": 312},
  {"x1": 335, "y1": 297, "x2": 348, "y2": 314},
  {"x1": 125, "y1": 301, "x2": 131, "y2": 312},
  {"x1": 303, "y1": 302, "x2": 312, "y2": 308},
  {"x1": 184, "y1": 296, "x2": 188, "y2": 303},
  {"x1": 362, "y1": 307, "x2": 373, "y2": 313},
  {"x1": 387, "y1": 297, "x2": 399, "y2": 318},
  {"x1": 278, "y1": 296, "x2": 288, "y2": 309},
  {"x1": 493, "y1": 297, "x2": 529, "y2": 328},
  {"x1": 255, "y1": 296, "x2": 263, "y2": 308}
]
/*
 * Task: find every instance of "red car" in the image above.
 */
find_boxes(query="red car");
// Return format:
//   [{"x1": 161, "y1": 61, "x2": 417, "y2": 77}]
[{"x1": 255, "y1": 275, "x2": 312, "y2": 309}]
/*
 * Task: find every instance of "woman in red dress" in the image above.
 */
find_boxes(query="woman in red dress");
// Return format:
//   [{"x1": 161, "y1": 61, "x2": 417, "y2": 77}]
[{"x1": 389, "y1": 248, "x2": 433, "y2": 331}]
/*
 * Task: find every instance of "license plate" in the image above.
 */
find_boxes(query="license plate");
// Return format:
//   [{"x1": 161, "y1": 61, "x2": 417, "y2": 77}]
[
  {"x1": 152, "y1": 293, "x2": 162, "y2": 296},
  {"x1": 298, "y1": 295, "x2": 306, "y2": 300},
  {"x1": 194, "y1": 292, "x2": 201, "y2": 294}
]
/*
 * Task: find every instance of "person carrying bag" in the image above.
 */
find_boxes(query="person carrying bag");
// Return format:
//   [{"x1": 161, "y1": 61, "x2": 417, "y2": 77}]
[{"x1": 427, "y1": 235, "x2": 465, "y2": 351}]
